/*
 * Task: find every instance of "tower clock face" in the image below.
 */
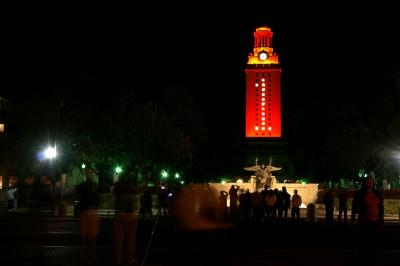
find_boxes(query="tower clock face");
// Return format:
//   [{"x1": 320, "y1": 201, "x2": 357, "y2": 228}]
[{"x1": 259, "y1": 52, "x2": 268, "y2": 60}]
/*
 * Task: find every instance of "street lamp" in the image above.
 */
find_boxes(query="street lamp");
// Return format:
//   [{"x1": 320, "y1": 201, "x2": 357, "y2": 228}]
[
  {"x1": 44, "y1": 147, "x2": 57, "y2": 160},
  {"x1": 114, "y1": 166, "x2": 122, "y2": 183},
  {"x1": 43, "y1": 146, "x2": 57, "y2": 216},
  {"x1": 43, "y1": 146, "x2": 57, "y2": 187},
  {"x1": 161, "y1": 170, "x2": 168, "y2": 179}
]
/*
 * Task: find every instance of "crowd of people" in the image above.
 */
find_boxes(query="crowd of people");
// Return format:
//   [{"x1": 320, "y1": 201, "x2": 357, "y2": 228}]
[
  {"x1": 218, "y1": 184, "x2": 301, "y2": 224},
  {"x1": 72, "y1": 171, "x2": 384, "y2": 266}
]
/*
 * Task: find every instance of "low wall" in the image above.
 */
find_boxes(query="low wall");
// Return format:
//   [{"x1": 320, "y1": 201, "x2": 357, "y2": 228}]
[{"x1": 208, "y1": 182, "x2": 319, "y2": 205}]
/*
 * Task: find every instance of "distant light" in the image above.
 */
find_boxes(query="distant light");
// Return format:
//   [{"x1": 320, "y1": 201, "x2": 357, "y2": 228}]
[
  {"x1": 161, "y1": 170, "x2": 168, "y2": 178},
  {"x1": 175, "y1": 173, "x2": 180, "y2": 179},
  {"x1": 180, "y1": 180, "x2": 184, "y2": 184},
  {"x1": 81, "y1": 163, "x2": 86, "y2": 169},
  {"x1": 44, "y1": 147, "x2": 57, "y2": 159},
  {"x1": 301, "y1": 181, "x2": 306, "y2": 185},
  {"x1": 236, "y1": 179, "x2": 243, "y2": 184},
  {"x1": 221, "y1": 180, "x2": 226, "y2": 184},
  {"x1": 115, "y1": 166, "x2": 122, "y2": 174}
]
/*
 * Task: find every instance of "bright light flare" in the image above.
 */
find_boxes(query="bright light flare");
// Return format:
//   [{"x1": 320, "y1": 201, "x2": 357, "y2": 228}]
[{"x1": 44, "y1": 147, "x2": 57, "y2": 159}]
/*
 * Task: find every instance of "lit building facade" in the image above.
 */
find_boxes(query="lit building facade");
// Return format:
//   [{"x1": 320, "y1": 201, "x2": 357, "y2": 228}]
[{"x1": 245, "y1": 27, "x2": 281, "y2": 138}]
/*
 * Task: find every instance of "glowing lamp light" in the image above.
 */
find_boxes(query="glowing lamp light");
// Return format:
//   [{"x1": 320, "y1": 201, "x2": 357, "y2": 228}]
[
  {"x1": 115, "y1": 166, "x2": 122, "y2": 174},
  {"x1": 254, "y1": 126, "x2": 259, "y2": 131},
  {"x1": 221, "y1": 180, "x2": 226, "y2": 184},
  {"x1": 81, "y1": 163, "x2": 86, "y2": 169},
  {"x1": 161, "y1": 170, "x2": 168, "y2": 178},
  {"x1": 44, "y1": 147, "x2": 57, "y2": 159},
  {"x1": 268, "y1": 126, "x2": 272, "y2": 131},
  {"x1": 236, "y1": 179, "x2": 244, "y2": 184},
  {"x1": 0, "y1": 123, "x2": 4, "y2": 132}
]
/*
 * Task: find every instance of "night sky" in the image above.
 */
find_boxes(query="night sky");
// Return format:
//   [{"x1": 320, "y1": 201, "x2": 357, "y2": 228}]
[{"x1": 3, "y1": 5, "x2": 400, "y2": 147}]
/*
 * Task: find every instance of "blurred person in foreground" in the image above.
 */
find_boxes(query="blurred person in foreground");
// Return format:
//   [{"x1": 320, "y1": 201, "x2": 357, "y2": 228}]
[
  {"x1": 171, "y1": 183, "x2": 234, "y2": 231},
  {"x1": 351, "y1": 176, "x2": 384, "y2": 266},
  {"x1": 169, "y1": 183, "x2": 234, "y2": 265},
  {"x1": 113, "y1": 170, "x2": 138, "y2": 266},
  {"x1": 77, "y1": 168, "x2": 100, "y2": 265}
]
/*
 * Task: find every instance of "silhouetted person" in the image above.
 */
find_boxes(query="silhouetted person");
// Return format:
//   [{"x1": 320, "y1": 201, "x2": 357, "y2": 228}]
[
  {"x1": 243, "y1": 189, "x2": 252, "y2": 222},
  {"x1": 7, "y1": 186, "x2": 17, "y2": 210},
  {"x1": 113, "y1": 171, "x2": 138, "y2": 266},
  {"x1": 251, "y1": 189, "x2": 264, "y2": 223},
  {"x1": 278, "y1": 186, "x2": 291, "y2": 223},
  {"x1": 323, "y1": 189, "x2": 334, "y2": 224},
  {"x1": 352, "y1": 176, "x2": 384, "y2": 266},
  {"x1": 338, "y1": 187, "x2": 348, "y2": 222},
  {"x1": 264, "y1": 189, "x2": 276, "y2": 224},
  {"x1": 219, "y1": 190, "x2": 228, "y2": 221},
  {"x1": 229, "y1": 185, "x2": 239, "y2": 221},
  {"x1": 291, "y1": 189, "x2": 302, "y2": 223},
  {"x1": 77, "y1": 168, "x2": 100, "y2": 265},
  {"x1": 139, "y1": 189, "x2": 153, "y2": 218}
]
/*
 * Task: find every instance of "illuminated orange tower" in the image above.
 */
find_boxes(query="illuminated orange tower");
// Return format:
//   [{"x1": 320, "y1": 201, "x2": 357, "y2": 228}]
[{"x1": 245, "y1": 26, "x2": 281, "y2": 138}]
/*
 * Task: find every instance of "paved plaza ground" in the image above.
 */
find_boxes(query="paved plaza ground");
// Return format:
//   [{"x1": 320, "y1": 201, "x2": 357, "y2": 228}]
[{"x1": 0, "y1": 204, "x2": 399, "y2": 266}]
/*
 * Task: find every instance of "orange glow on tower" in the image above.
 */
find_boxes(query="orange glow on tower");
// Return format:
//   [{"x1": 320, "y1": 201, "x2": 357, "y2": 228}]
[{"x1": 245, "y1": 26, "x2": 281, "y2": 138}]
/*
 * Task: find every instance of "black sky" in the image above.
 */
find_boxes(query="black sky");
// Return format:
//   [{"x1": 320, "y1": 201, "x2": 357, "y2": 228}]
[{"x1": 2, "y1": 4, "x2": 400, "y2": 140}]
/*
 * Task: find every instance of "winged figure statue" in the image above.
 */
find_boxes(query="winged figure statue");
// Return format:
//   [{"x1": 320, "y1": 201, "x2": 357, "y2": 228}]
[{"x1": 244, "y1": 161, "x2": 282, "y2": 189}]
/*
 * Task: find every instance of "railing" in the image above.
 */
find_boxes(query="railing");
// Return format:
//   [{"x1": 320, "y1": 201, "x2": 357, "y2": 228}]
[{"x1": 96, "y1": 209, "x2": 116, "y2": 217}]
